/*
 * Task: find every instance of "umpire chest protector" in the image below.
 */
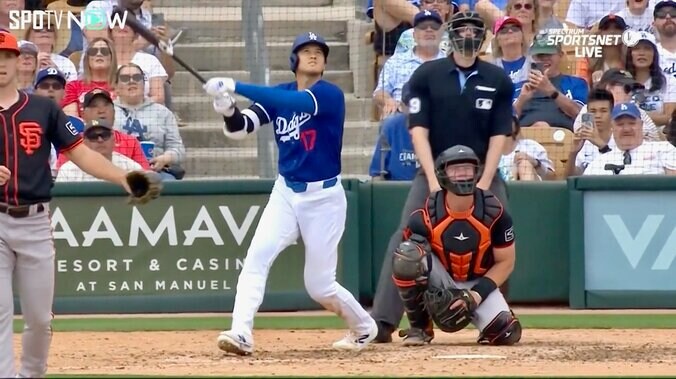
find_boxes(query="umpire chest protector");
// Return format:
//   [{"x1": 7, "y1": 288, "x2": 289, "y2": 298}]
[{"x1": 416, "y1": 190, "x2": 503, "y2": 281}]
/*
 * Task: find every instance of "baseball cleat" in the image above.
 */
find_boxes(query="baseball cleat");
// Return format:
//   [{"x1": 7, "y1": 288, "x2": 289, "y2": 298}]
[
  {"x1": 373, "y1": 320, "x2": 395, "y2": 343},
  {"x1": 217, "y1": 330, "x2": 253, "y2": 356},
  {"x1": 332, "y1": 319, "x2": 378, "y2": 352},
  {"x1": 400, "y1": 327, "x2": 434, "y2": 346}
]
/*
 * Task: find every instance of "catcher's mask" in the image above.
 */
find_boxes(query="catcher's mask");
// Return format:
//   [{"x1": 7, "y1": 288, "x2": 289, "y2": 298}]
[
  {"x1": 435, "y1": 145, "x2": 483, "y2": 196},
  {"x1": 447, "y1": 11, "x2": 486, "y2": 56},
  {"x1": 289, "y1": 32, "x2": 330, "y2": 73}
]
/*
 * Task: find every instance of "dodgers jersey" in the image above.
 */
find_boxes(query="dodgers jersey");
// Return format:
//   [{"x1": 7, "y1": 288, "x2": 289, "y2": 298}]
[{"x1": 254, "y1": 80, "x2": 345, "y2": 183}]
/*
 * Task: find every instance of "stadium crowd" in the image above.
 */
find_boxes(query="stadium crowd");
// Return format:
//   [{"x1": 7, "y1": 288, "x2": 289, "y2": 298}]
[{"x1": 367, "y1": 0, "x2": 676, "y2": 180}]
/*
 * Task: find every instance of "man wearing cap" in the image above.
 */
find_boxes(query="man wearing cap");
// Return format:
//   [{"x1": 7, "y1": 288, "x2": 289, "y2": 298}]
[
  {"x1": 394, "y1": 1, "x2": 458, "y2": 55},
  {"x1": 617, "y1": 0, "x2": 655, "y2": 32},
  {"x1": 573, "y1": 68, "x2": 661, "y2": 140},
  {"x1": 514, "y1": 34, "x2": 588, "y2": 130},
  {"x1": 584, "y1": 102, "x2": 676, "y2": 174},
  {"x1": 56, "y1": 118, "x2": 143, "y2": 182},
  {"x1": 374, "y1": 10, "x2": 445, "y2": 120},
  {"x1": 565, "y1": 0, "x2": 624, "y2": 28},
  {"x1": 654, "y1": 0, "x2": 676, "y2": 80},
  {"x1": 55, "y1": 88, "x2": 150, "y2": 170}
]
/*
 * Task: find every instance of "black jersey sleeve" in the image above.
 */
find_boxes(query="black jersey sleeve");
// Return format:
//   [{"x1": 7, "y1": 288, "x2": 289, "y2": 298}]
[
  {"x1": 491, "y1": 209, "x2": 515, "y2": 248},
  {"x1": 47, "y1": 101, "x2": 82, "y2": 152}
]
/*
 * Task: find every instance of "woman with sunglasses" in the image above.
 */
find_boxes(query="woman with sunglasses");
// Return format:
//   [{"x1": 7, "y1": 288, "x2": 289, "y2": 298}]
[
  {"x1": 477, "y1": 0, "x2": 540, "y2": 57},
  {"x1": 575, "y1": 15, "x2": 627, "y2": 86},
  {"x1": 62, "y1": 37, "x2": 117, "y2": 118},
  {"x1": 490, "y1": 16, "x2": 531, "y2": 92}
]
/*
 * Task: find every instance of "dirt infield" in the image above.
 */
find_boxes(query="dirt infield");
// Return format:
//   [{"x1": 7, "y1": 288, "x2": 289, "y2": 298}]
[{"x1": 14, "y1": 329, "x2": 676, "y2": 377}]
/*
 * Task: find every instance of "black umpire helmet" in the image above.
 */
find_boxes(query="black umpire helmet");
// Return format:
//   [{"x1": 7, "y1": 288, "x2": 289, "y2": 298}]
[
  {"x1": 289, "y1": 32, "x2": 330, "y2": 73},
  {"x1": 448, "y1": 11, "x2": 486, "y2": 56},
  {"x1": 435, "y1": 145, "x2": 483, "y2": 196}
]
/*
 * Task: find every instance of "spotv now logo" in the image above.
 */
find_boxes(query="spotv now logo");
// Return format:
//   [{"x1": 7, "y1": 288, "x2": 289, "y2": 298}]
[{"x1": 8, "y1": 10, "x2": 128, "y2": 31}]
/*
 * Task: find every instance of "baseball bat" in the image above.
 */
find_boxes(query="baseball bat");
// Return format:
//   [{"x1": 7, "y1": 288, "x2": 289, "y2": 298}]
[{"x1": 112, "y1": 6, "x2": 207, "y2": 84}]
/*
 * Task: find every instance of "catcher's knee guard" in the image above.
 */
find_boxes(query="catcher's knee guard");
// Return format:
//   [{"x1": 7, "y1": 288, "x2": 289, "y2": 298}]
[
  {"x1": 391, "y1": 235, "x2": 431, "y2": 330},
  {"x1": 478, "y1": 310, "x2": 522, "y2": 346}
]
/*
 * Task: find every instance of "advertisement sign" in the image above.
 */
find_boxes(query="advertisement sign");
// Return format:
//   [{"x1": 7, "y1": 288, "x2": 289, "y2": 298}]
[{"x1": 583, "y1": 191, "x2": 676, "y2": 291}]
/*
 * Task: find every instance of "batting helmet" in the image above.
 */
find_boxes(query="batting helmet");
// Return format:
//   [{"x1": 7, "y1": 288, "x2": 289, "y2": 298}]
[
  {"x1": 447, "y1": 11, "x2": 486, "y2": 56},
  {"x1": 289, "y1": 32, "x2": 330, "y2": 73},
  {"x1": 434, "y1": 145, "x2": 483, "y2": 196}
]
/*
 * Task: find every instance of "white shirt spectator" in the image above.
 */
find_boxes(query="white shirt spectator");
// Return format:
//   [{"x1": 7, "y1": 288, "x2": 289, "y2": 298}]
[
  {"x1": 130, "y1": 52, "x2": 168, "y2": 97},
  {"x1": 565, "y1": 0, "x2": 624, "y2": 28},
  {"x1": 658, "y1": 44, "x2": 676, "y2": 81},
  {"x1": 616, "y1": 6, "x2": 655, "y2": 32},
  {"x1": 638, "y1": 76, "x2": 676, "y2": 128},
  {"x1": 498, "y1": 139, "x2": 554, "y2": 181},
  {"x1": 51, "y1": 54, "x2": 77, "y2": 82},
  {"x1": 583, "y1": 141, "x2": 676, "y2": 175},
  {"x1": 575, "y1": 135, "x2": 617, "y2": 171},
  {"x1": 56, "y1": 152, "x2": 142, "y2": 182},
  {"x1": 573, "y1": 104, "x2": 661, "y2": 141}
]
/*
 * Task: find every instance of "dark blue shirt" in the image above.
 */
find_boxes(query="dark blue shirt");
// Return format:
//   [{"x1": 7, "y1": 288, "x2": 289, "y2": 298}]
[{"x1": 369, "y1": 113, "x2": 417, "y2": 180}]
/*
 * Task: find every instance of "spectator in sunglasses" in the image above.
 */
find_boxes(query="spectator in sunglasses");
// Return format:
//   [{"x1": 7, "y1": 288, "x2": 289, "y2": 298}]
[
  {"x1": 62, "y1": 37, "x2": 117, "y2": 118},
  {"x1": 477, "y1": 0, "x2": 540, "y2": 57},
  {"x1": 24, "y1": 22, "x2": 78, "y2": 81},
  {"x1": 55, "y1": 118, "x2": 143, "y2": 182},
  {"x1": 576, "y1": 14, "x2": 627, "y2": 86},
  {"x1": 114, "y1": 63, "x2": 185, "y2": 180},
  {"x1": 654, "y1": 1, "x2": 676, "y2": 80},
  {"x1": 490, "y1": 16, "x2": 531, "y2": 90},
  {"x1": 394, "y1": 1, "x2": 458, "y2": 55}
]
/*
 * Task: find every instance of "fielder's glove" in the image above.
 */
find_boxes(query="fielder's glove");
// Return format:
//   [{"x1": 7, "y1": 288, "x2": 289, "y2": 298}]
[
  {"x1": 204, "y1": 77, "x2": 236, "y2": 97},
  {"x1": 213, "y1": 93, "x2": 236, "y2": 117},
  {"x1": 125, "y1": 170, "x2": 163, "y2": 205},
  {"x1": 423, "y1": 287, "x2": 477, "y2": 333}
]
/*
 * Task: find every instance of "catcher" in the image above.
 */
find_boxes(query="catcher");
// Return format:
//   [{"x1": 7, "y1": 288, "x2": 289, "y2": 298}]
[{"x1": 392, "y1": 145, "x2": 521, "y2": 346}]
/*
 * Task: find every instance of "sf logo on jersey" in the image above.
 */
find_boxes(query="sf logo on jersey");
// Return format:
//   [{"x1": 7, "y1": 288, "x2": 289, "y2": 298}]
[{"x1": 275, "y1": 112, "x2": 311, "y2": 143}]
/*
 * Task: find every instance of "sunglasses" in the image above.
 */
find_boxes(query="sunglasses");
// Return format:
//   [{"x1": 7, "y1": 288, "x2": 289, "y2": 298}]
[
  {"x1": 87, "y1": 47, "x2": 111, "y2": 57},
  {"x1": 655, "y1": 8, "x2": 676, "y2": 18},
  {"x1": 512, "y1": 3, "x2": 534, "y2": 10},
  {"x1": 415, "y1": 22, "x2": 442, "y2": 31},
  {"x1": 36, "y1": 81, "x2": 63, "y2": 90},
  {"x1": 422, "y1": 0, "x2": 447, "y2": 4},
  {"x1": 84, "y1": 128, "x2": 112, "y2": 141},
  {"x1": 118, "y1": 73, "x2": 144, "y2": 83},
  {"x1": 498, "y1": 25, "x2": 521, "y2": 34}
]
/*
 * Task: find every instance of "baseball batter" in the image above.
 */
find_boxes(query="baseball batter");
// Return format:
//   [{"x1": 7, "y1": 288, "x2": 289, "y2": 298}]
[
  {"x1": 0, "y1": 31, "x2": 147, "y2": 378},
  {"x1": 391, "y1": 145, "x2": 521, "y2": 346},
  {"x1": 203, "y1": 32, "x2": 377, "y2": 356}
]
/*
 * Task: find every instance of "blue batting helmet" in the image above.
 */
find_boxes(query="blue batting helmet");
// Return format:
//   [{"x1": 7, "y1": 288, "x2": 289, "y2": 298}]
[{"x1": 289, "y1": 32, "x2": 330, "y2": 73}]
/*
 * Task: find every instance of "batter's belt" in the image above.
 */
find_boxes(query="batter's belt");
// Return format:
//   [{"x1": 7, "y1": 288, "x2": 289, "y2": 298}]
[{"x1": 0, "y1": 202, "x2": 46, "y2": 218}]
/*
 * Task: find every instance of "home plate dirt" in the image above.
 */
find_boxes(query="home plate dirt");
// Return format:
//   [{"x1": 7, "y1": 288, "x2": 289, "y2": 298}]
[{"x1": 14, "y1": 329, "x2": 676, "y2": 376}]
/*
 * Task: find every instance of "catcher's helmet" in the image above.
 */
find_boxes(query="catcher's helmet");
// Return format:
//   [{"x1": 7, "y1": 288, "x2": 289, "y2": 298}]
[
  {"x1": 435, "y1": 145, "x2": 483, "y2": 196},
  {"x1": 289, "y1": 32, "x2": 330, "y2": 73},
  {"x1": 447, "y1": 11, "x2": 486, "y2": 56}
]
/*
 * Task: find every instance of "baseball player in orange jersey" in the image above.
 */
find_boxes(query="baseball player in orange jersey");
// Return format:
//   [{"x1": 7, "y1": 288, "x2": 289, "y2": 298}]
[{"x1": 0, "y1": 31, "x2": 139, "y2": 378}]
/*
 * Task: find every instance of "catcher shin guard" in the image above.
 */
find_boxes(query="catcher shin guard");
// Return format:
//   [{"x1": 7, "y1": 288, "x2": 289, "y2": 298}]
[
  {"x1": 391, "y1": 236, "x2": 431, "y2": 329},
  {"x1": 478, "y1": 310, "x2": 522, "y2": 346}
]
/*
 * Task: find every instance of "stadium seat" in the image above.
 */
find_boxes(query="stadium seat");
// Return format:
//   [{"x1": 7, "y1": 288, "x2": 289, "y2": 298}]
[{"x1": 520, "y1": 126, "x2": 574, "y2": 180}]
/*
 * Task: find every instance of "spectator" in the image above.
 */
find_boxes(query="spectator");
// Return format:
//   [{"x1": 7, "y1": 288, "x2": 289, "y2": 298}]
[
  {"x1": 24, "y1": 22, "x2": 78, "y2": 81},
  {"x1": 113, "y1": 63, "x2": 185, "y2": 180},
  {"x1": 565, "y1": 0, "x2": 624, "y2": 28},
  {"x1": 566, "y1": 88, "x2": 616, "y2": 176},
  {"x1": 56, "y1": 88, "x2": 150, "y2": 170},
  {"x1": 573, "y1": 69, "x2": 661, "y2": 140},
  {"x1": 617, "y1": 0, "x2": 656, "y2": 32},
  {"x1": 370, "y1": 0, "x2": 420, "y2": 56},
  {"x1": 394, "y1": 0, "x2": 457, "y2": 55},
  {"x1": 536, "y1": 0, "x2": 565, "y2": 30},
  {"x1": 63, "y1": 37, "x2": 117, "y2": 118},
  {"x1": 0, "y1": 0, "x2": 27, "y2": 37},
  {"x1": 56, "y1": 119, "x2": 142, "y2": 182},
  {"x1": 498, "y1": 115, "x2": 554, "y2": 180},
  {"x1": 626, "y1": 31, "x2": 676, "y2": 128},
  {"x1": 654, "y1": 0, "x2": 676, "y2": 80},
  {"x1": 514, "y1": 34, "x2": 587, "y2": 130},
  {"x1": 478, "y1": 0, "x2": 540, "y2": 56},
  {"x1": 665, "y1": 107, "x2": 676, "y2": 144},
  {"x1": 111, "y1": 24, "x2": 166, "y2": 104},
  {"x1": 576, "y1": 15, "x2": 627, "y2": 86},
  {"x1": 17, "y1": 40, "x2": 38, "y2": 92},
  {"x1": 490, "y1": 16, "x2": 531, "y2": 88},
  {"x1": 583, "y1": 102, "x2": 676, "y2": 174}
]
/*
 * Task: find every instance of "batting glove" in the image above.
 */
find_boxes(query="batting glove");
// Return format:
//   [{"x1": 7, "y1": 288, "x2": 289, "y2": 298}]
[
  {"x1": 213, "y1": 93, "x2": 236, "y2": 117},
  {"x1": 204, "y1": 77, "x2": 236, "y2": 97}
]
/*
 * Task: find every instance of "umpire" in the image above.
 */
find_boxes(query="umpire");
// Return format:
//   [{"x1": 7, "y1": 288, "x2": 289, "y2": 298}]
[{"x1": 371, "y1": 11, "x2": 514, "y2": 342}]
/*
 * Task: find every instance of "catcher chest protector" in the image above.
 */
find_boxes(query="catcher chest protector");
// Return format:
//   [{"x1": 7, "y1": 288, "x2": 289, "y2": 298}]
[
  {"x1": 478, "y1": 310, "x2": 522, "y2": 346},
  {"x1": 391, "y1": 235, "x2": 433, "y2": 330}
]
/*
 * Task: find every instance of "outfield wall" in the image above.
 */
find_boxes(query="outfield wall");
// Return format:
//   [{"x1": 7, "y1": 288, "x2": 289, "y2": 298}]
[{"x1": 13, "y1": 178, "x2": 676, "y2": 314}]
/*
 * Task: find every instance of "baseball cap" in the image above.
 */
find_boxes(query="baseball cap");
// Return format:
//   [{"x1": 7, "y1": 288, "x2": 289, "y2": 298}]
[
  {"x1": 0, "y1": 31, "x2": 20, "y2": 56},
  {"x1": 84, "y1": 118, "x2": 113, "y2": 131},
  {"x1": 18, "y1": 41, "x2": 38, "y2": 56},
  {"x1": 598, "y1": 69, "x2": 642, "y2": 87},
  {"x1": 529, "y1": 33, "x2": 560, "y2": 55},
  {"x1": 654, "y1": 0, "x2": 676, "y2": 16},
  {"x1": 34, "y1": 68, "x2": 66, "y2": 88},
  {"x1": 413, "y1": 9, "x2": 443, "y2": 27},
  {"x1": 493, "y1": 16, "x2": 522, "y2": 34},
  {"x1": 83, "y1": 88, "x2": 113, "y2": 107},
  {"x1": 598, "y1": 14, "x2": 627, "y2": 30},
  {"x1": 611, "y1": 103, "x2": 641, "y2": 120}
]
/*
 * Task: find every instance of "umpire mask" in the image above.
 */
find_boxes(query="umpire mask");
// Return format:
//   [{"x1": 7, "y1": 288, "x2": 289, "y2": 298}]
[
  {"x1": 435, "y1": 145, "x2": 483, "y2": 196},
  {"x1": 448, "y1": 11, "x2": 486, "y2": 56}
]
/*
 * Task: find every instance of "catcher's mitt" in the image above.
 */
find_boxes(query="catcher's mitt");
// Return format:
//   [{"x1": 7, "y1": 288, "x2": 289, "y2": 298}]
[
  {"x1": 125, "y1": 170, "x2": 163, "y2": 205},
  {"x1": 423, "y1": 287, "x2": 477, "y2": 333}
]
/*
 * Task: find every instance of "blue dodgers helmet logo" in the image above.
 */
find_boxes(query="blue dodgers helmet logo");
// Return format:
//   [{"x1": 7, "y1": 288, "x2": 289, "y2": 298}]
[{"x1": 275, "y1": 112, "x2": 311, "y2": 142}]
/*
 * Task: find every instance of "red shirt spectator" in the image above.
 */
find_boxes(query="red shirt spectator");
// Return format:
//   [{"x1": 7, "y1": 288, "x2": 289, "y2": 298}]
[{"x1": 62, "y1": 80, "x2": 115, "y2": 118}]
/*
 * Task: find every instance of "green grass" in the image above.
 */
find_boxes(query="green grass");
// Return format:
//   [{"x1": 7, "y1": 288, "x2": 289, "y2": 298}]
[{"x1": 13, "y1": 313, "x2": 676, "y2": 333}]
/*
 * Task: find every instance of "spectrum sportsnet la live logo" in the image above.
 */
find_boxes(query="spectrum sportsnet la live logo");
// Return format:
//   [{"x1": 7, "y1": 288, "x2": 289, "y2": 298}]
[
  {"x1": 8, "y1": 9, "x2": 128, "y2": 31},
  {"x1": 543, "y1": 28, "x2": 641, "y2": 58}
]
